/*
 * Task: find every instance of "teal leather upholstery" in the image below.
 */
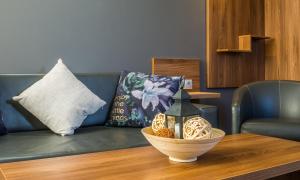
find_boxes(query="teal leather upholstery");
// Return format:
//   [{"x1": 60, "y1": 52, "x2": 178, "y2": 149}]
[
  {"x1": 0, "y1": 73, "x2": 119, "y2": 132},
  {"x1": 232, "y1": 80, "x2": 300, "y2": 141},
  {"x1": 192, "y1": 104, "x2": 218, "y2": 128},
  {"x1": 0, "y1": 126, "x2": 148, "y2": 163},
  {"x1": 0, "y1": 73, "x2": 150, "y2": 163},
  {"x1": 0, "y1": 111, "x2": 7, "y2": 135},
  {"x1": 0, "y1": 73, "x2": 205, "y2": 163},
  {"x1": 241, "y1": 118, "x2": 300, "y2": 141}
]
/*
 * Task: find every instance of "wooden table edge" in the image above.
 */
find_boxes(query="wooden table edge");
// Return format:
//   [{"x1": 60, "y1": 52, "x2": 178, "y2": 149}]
[
  {"x1": 188, "y1": 91, "x2": 221, "y2": 99},
  {"x1": 227, "y1": 160, "x2": 300, "y2": 179},
  {"x1": 0, "y1": 168, "x2": 6, "y2": 180},
  {"x1": 1, "y1": 134, "x2": 300, "y2": 180}
]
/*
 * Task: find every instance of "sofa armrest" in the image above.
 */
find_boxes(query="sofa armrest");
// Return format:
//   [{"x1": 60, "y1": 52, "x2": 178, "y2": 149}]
[
  {"x1": 0, "y1": 110, "x2": 8, "y2": 135},
  {"x1": 232, "y1": 86, "x2": 253, "y2": 134}
]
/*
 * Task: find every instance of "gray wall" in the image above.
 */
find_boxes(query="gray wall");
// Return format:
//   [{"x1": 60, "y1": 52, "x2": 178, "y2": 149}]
[
  {"x1": 0, "y1": 0, "x2": 234, "y2": 133},
  {"x1": 0, "y1": 0, "x2": 202, "y2": 73}
]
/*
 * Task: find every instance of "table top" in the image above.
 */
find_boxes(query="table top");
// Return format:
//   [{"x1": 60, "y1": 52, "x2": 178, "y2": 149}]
[
  {"x1": 0, "y1": 169, "x2": 5, "y2": 180},
  {"x1": 1, "y1": 133, "x2": 300, "y2": 180},
  {"x1": 188, "y1": 91, "x2": 221, "y2": 99}
]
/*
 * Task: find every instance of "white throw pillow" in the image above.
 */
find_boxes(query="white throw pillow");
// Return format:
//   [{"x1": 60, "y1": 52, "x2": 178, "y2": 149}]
[{"x1": 13, "y1": 59, "x2": 106, "y2": 136}]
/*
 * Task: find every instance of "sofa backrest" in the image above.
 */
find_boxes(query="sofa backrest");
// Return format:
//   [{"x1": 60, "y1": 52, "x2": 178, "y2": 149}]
[
  {"x1": 246, "y1": 80, "x2": 300, "y2": 119},
  {"x1": 0, "y1": 73, "x2": 120, "y2": 133}
]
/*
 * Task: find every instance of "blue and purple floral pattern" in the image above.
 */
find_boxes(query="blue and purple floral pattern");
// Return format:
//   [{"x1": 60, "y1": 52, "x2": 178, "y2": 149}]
[{"x1": 107, "y1": 71, "x2": 183, "y2": 127}]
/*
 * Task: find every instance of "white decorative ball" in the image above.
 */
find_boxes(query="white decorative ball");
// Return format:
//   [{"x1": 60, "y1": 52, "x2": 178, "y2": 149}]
[
  {"x1": 183, "y1": 117, "x2": 212, "y2": 140},
  {"x1": 152, "y1": 113, "x2": 166, "y2": 134}
]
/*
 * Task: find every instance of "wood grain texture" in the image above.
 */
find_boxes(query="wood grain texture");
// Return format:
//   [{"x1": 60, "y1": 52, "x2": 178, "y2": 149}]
[
  {"x1": 188, "y1": 91, "x2": 220, "y2": 99},
  {"x1": 217, "y1": 35, "x2": 270, "y2": 53},
  {"x1": 238, "y1": 35, "x2": 252, "y2": 51},
  {"x1": 265, "y1": 0, "x2": 300, "y2": 80},
  {"x1": 206, "y1": 0, "x2": 266, "y2": 88},
  {"x1": 152, "y1": 57, "x2": 221, "y2": 99},
  {"x1": 0, "y1": 169, "x2": 6, "y2": 180},
  {"x1": 216, "y1": 49, "x2": 251, "y2": 53},
  {"x1": 2, "y1": 134, "x2": 300, "y2": 179},
  {"x1": 152, "y1": 58, "x2": 200, "y2": 91}
]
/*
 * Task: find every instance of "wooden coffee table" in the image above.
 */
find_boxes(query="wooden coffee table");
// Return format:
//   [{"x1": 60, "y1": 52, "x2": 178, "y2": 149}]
[
  {"x1": 0, "y1": 169, "x2": 5, "y2": 180},
  {"x1": 1, "y1": 133, "x2": 300, "y2": 179}
]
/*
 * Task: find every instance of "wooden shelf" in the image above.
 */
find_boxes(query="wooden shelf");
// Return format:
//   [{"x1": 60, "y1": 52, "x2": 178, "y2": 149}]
[
  {"x1": 207, "y1": 0, "x2": 266, "y2": 88},
  {"x1": 216, "y1": 49, "x2": 251, "y2": 53},
  {"x1": 188, "y1": 91, "x2": 221, "y2": 99},
  {"x1": 251, "y1": 36, "x2": 271, "y2": 39},
  {"x1": 217, "y1": 35, "x2": 271, "y2": 53}
]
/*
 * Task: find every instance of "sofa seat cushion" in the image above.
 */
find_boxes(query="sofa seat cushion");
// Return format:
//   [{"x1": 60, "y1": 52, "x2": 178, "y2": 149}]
[
  {"x1": 241, "y1": 118, "x2": 300, "y2": 141},
  {"x1": 0, "y1": 126, "x2": 148, "y2": 163}
]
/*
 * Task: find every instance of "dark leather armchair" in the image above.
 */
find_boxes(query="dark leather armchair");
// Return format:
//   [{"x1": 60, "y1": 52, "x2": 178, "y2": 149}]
[{"x1": 232, "y1": 80, "x2": 300, "y2": 141}]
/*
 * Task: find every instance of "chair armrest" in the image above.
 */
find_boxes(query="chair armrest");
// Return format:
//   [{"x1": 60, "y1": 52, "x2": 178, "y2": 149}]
[{"x1": 232, "y1": 86, "x2": 253, "y2": 134}]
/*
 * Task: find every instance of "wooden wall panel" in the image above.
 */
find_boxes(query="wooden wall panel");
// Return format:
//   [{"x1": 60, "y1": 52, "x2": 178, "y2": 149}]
[
  {"x1": 151, "y1": 58, "x2": 200, "y2": 91},
  {"x1": 206, "y1": 0, "x2": 265, "y2": 88},
  {"x1": 265, "y1": 0, "x2": 300, "y2": 80}
]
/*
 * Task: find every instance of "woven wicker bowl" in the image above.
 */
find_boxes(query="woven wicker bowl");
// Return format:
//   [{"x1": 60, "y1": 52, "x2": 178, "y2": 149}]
[{"x1": 141, "y1": 127, "x2": 225, "y2": 163}]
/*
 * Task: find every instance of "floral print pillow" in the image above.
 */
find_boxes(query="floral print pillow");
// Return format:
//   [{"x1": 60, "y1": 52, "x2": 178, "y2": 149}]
[{"x1": 107, "y1": 71, "x2": 183, "y2": 127}]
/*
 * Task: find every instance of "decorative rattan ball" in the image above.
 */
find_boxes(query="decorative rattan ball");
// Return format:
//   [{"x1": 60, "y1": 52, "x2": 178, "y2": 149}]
[
  {"x1": 151, "y1": 113, "x2": 166, "y2": 134},
  {"x1": 183, "y1": 117, "x2": 212, "y2": 140},
  {"x1": 155, "y1": 128, "x2": 174, "y2": 138}
]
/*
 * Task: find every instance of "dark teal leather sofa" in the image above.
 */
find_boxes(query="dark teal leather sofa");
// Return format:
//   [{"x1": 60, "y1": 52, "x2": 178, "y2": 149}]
[
  {"x1": 0, "y1": 73, "x2": 149, "y2": 163},
  {"x1": 232, "y1": 80, "x2": 300, "y2": 141}
]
